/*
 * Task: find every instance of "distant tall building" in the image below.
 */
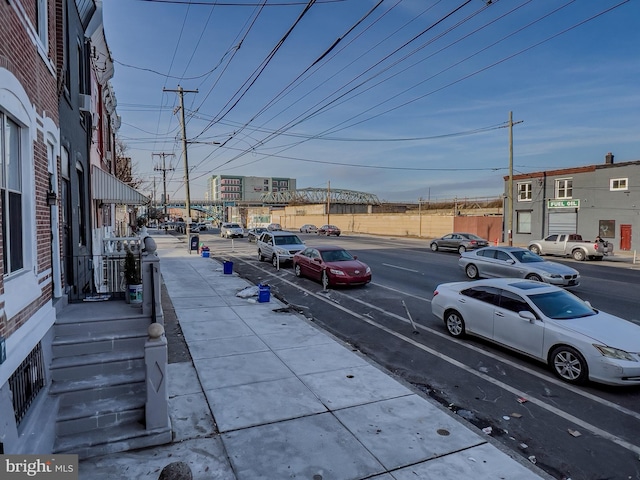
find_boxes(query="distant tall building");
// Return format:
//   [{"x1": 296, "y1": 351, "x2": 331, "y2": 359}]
[{"x1": 208, "y1": 175, "x2": 296, "y2": 201}]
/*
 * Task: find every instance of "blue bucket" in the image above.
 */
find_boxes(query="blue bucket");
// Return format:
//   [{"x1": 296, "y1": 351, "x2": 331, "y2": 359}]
[
  {"x1": 258, "y1": 284, "x2": 270, "y2": 303},
  {"x1": 223, "y1": 261, "x2": 233, "y2": 274}
]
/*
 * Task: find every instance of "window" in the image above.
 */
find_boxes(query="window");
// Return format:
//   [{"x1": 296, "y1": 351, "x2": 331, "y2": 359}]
[
  {"x1": 461, "y1": 286, "x2": 500, "y2": 306},
  {"x1": 517, "y1": 211, "x2": 531, "y2": 234},
  {"x1": 517, "y1": 182, "x2": 532, "y2": 201},
  {"x1": 555, "y1": 178, "x2": 572, "y2": 199},
  {"x1": 76, "y1": 163, "x2": 86, "y2": 246},
  {"x1": 1, "y1": 113, "x2": 24, "y2": 274},
  {"x1": 499, "y1": 290, "x2": 534, "y2": 315},
  {"x1": 36, "y1": 0, "x2": 48, "y2": 48},
  {"x1": 610, "y1": 178, "x2": 628, "y2": 191}
]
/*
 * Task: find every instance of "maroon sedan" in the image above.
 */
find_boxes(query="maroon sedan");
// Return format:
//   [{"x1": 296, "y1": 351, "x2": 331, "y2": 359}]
[
  {"x1": 293, "y1": 246, "x2": 371, "y2": 289},
  {"x1": 317, "y1": 224, "x2": 341, "y2": 236}
]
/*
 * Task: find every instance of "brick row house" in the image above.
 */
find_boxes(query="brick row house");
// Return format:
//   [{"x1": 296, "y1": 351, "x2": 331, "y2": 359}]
[{"x1": 0, "y1": 0, "x2": 166, "y2": 457}]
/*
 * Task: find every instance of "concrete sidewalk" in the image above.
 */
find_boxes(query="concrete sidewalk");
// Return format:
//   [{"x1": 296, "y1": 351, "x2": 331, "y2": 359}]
[{"x1": 80, "y1": 232, "x2": 549, "y2": 479}]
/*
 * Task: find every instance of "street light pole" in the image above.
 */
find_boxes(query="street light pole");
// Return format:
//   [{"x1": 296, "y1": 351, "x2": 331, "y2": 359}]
[{"x1": 164, "y1": 86, "x2": 198, "y2": 252}]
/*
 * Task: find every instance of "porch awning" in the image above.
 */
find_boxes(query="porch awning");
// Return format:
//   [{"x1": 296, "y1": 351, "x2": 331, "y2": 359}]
[{"x1": 91, "y1": 166, "x2": 149, "y2": 205}]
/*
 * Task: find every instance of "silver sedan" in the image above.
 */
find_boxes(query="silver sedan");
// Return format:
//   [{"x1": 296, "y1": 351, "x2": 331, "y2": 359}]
[
  {"x1": 431, "y1": 278, "x2": 640, "y2": 385},
  {"x1": 459, "y1": 246, "x2": 580, "y2": 287}
]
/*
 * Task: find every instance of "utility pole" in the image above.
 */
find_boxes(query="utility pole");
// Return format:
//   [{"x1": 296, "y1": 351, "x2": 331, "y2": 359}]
[
  {"x1": 152, "y1": 152, "x2": 175, "y2": 225},
  {"x1": 164, "y1": 86, "x2": 198, "y2": 251},
  {"x1": 326, "y1": 181, "x2": 331, "y2": 225},
  {"x1": 507, "y1": 111, "x2": 523, "y2": 246}
]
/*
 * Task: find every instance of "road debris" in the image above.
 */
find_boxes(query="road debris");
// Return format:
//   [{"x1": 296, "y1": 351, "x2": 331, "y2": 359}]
[
  {"x1": 510, "y1": 412, "x2": 523, "y2": 418},
  {"x1": 568, "y1": 429, "x2": 582, "y2": 437},
  {"x1": 517, "y1": 397, "x2": 528, "y2": 404},
  {"x1": 482, "y1": 426, "x2": 492, "y2": 435}
]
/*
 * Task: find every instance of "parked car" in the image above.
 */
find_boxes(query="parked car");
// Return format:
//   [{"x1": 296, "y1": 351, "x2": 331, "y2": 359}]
[
  {"x1": 527, "y1": 234, "x2": 609, "y2": 261},
  {"x1": 318, "y1": 224, "x2": 341, "y2": 236},
  {"x1": 299, "y1": 224, "x2": 318, "y2": 233},
  {"x1": 459, "y1": 246, "x2": 580, "y2": 287},
  {"x1": 430, "y1": 233, "x2": 489, "y2": 254},
  {"x1": 293, "y1": 246, "x2": 371, "y2": 289},
  {"x1": 247, "y1": 227, "x2": 267, "y2": 243},
  {"x1": 220, "y1": 222, "x2": 244, "y2": 238},
  {"x1": 257, "y1": 231, "x2": 306, "y2": 267},
  {"x1": 431, "y1": 278, "x2": 640, "y2": 385},
  {"x1": 267, "y1": 223, "x2": 282, "y2": 231}
]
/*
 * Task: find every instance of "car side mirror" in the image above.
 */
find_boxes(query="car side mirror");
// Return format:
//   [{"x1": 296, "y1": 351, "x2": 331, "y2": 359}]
[
  {"x1": 313, "y1": 258, "x2": 322, "y2": 263},
  {"x1": 507, "y1": 259, "x2": 515, "y2": 264},
  {"x1": 519, "y1": 311, "x2": 536, "y2": 322},
  {"x1": 353, "y1": 255, "x2": 358, "y2": 260}
]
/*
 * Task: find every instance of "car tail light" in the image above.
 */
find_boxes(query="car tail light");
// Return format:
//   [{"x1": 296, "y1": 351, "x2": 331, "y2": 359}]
[
  {"x1": 433, "y1": 290, "x2": 439, "y2": 297},
  {"x1": 470, "y1": 240, "x2": 477, "y2": 245}
]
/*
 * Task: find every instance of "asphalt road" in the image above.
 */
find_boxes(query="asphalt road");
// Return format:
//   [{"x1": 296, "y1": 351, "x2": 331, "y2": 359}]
[{"x1": 183, "y1": 229, "x2": 640, "y2": 480}]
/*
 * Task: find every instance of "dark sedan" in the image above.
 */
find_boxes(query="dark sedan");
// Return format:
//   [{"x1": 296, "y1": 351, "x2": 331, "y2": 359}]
[
  {"x1": 430, "y1": 233, "x2": 489, "y2": 254},
  {"x1": 247, "y1": 227, "x2": 267, "y2": 243},
  {"x1": 317, "y1": 224, "x2": 341, "y2": 236},
  {"x1": 293, "y1": 246, "x2": 371, "y2": 289}
]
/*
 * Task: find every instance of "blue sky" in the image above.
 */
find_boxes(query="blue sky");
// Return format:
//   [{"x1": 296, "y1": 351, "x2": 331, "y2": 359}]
[{"x1": 102, "y1": 0, "x2": 640, "y2": 203}]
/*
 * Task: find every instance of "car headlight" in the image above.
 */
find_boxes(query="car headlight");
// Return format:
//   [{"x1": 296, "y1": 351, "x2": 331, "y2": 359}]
[
  {"x1": 593, "y1": 345, "x2": 638, "y2": 362},
  {"x1": 542, "y1": 272, "x2": 561, "y2": 278},
  {"x1": 329, "y1": 268, "x2": 346, "y2": 276},
  {"x1": 365, "y1": 266, "x2": 371, "y2": 274},
  {"x1": 275, "y1": 248, "x2": 288, "y2": 255}
]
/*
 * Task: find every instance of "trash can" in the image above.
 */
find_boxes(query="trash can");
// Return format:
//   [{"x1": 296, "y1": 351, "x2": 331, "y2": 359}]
[
  {"x1": 258, "y1": 284, "x2": 270, "y2": 303},
  {"x1": 190, "y1": 235, "x2": 199, "y2": 251},
  {"x1": 201, "y1": 245, "x2": 210, "y2": 258},
  {"x1": 223, "y1": 261, "x2": 233, "y2": 274}
]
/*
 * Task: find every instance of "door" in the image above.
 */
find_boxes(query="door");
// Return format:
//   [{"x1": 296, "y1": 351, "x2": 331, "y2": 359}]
[
  {"x1": 492, "y1": 290, "x2": 544, "y2": 358},
  {"x1": 620, "y1": 224, "x2": 632, "y2": 251}
]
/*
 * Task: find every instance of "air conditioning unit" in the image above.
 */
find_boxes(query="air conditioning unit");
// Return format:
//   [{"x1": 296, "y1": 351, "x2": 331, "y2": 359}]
[{"x1": 79, "y1": 94, "x2": 91, "y2": 112}]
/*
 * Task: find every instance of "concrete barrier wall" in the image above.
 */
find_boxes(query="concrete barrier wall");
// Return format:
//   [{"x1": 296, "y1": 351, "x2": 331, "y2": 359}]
[{"x1": 249, "y1": 205, "x2": 502, "y2": 240}]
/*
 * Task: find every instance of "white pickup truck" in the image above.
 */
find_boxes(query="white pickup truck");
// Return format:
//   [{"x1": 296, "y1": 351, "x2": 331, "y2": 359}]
[{"x1": 527, "y1": 234, "x2": 612, "y2": 261}]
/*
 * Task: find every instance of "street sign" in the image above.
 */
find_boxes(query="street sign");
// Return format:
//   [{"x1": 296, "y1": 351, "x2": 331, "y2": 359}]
[{"x1": 548, "y1": 199, "x2": 580, "y2": 208}]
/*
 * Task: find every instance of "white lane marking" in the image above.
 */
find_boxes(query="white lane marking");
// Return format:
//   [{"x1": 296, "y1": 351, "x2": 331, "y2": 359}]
[
  {"x1": 237, "y1": 258, "x2": 640, "y2": 429},
  {"x1": 371, "y1": 282, "x2": 432, "y2": 302},
  {"x1": 382, "y1": 263, "x2": 420, "y2": 273}
]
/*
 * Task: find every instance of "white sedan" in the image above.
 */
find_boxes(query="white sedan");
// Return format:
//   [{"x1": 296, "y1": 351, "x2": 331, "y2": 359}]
[{"x1": 431, "y1": 278, "x2": 640, "y2": 386}]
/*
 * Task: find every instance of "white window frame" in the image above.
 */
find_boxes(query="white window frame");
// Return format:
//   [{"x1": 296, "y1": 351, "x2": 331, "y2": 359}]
[
  {"x1": 610, "y1": 178, "x2": 628, "y2": 191},
  {"x1": 36, "y1": 0, "x2": 48, "y2": 49},
  {"x1": 555, "y1": 178, "x2": 573, "y2": 199},
  {"x1": 517, "y1": 211, "x2": 532, "y2": 234},
  {"x1": 517, "y1": 182, "x2": 532, "y2": 202}
]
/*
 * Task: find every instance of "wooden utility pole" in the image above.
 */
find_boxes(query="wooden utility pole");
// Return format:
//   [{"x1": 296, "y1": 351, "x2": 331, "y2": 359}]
[
  {"x1": 507, "y1": 112, "x2": 523, "y2": 246},
  {"x1": 164, "y1": 86, "x2": 198, "y2": 251},
  {"x1": 153, "y1": 152, "x2": 175, "y2": 223},
  {"x1": 326, "y1": 181, "x2": 331, "y2": 225}
]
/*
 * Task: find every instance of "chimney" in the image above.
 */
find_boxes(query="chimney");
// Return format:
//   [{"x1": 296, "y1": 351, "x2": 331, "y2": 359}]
[{"x1": 605, "y1": 152, "x2": 614, "y2": 164}]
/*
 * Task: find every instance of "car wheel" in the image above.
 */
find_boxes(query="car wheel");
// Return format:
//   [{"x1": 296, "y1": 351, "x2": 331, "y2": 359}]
[
  {"x1": 272, "y1": 255, "x2": 279, "y2": 268},
  {"x1": 572, "y1": 249, "x2": 586, "y2": 261},
  {"x1": 336, "y1": 233, "x2": 341, "y2": 236},
  {"x1": 550, "y1": 346, "x2": 588, "y2": 384},
  {"x1": 458, "y1": 245, "x2": 466, "y2": 254},
  {"x1": 294, "y1": 264, "x2": 302, "y2": 277},
  {"x1": 465, "y1": 264, "x2": 479, "y2": 279},
  {"x1": 444, "y1": 310, "x2": 465, "y2": 337},
  {"x1": 258, "y1": 250, "x2": 264, "y2": 262},
  {"x1": 529, "y1": 245, "x2": 540, "y2": 255},
  {"x1": 525, "y1": 273, "x2": 542, "y2": 282},
  {"x1": 430, "y1": 243, "x2": 439, "y2": 252},
  {"x1": 321, "y1": 270, "x2": 330, "y2": 289}
]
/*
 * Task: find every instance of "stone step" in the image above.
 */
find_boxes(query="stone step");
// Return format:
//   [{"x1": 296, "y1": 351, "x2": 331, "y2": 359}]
[
  {"x1": 50, "y1": 372, "x2": 146, "y2": 406},
  {"x1": 50, "y1": 350, "x2": 144, "y2": 383},
  {"x1": 57, "y1": 392, "x2": 145, "y2": 436},
  {"x1": 54, "y1": 315, "x2": 149, "y2": 337},
  {"x1": 52, "y1": 331, "x2": 147, "y2": 358},
  {"x1": 53, "y1": 421, "x2": 172, "y2": 460}
]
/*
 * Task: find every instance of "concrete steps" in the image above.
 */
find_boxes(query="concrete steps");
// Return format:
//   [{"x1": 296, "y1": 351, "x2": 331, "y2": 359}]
[{"x1": 50, "y1": 302, "x2": 170, "y2": 459}]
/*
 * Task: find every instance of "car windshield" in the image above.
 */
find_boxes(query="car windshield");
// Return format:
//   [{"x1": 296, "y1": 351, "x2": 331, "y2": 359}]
[
  {"x1": 274, "y1": 235, "x2": 303, "y2": 246},
  {"x1": 228, "y1": 224, "x2": 241, "y2": 228},
  {"x1": 510, "y1": 250, "x2": 544, "y2": 263},
  {"x1": 465, "y1": 234, "x2": 484, "y2": 240},
  {"x1": 321, "y1": 249, "x2": 354, "y2": 262},
  {"x1": 528, "y1": 291, "x2": 595, "y2": 319}
]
